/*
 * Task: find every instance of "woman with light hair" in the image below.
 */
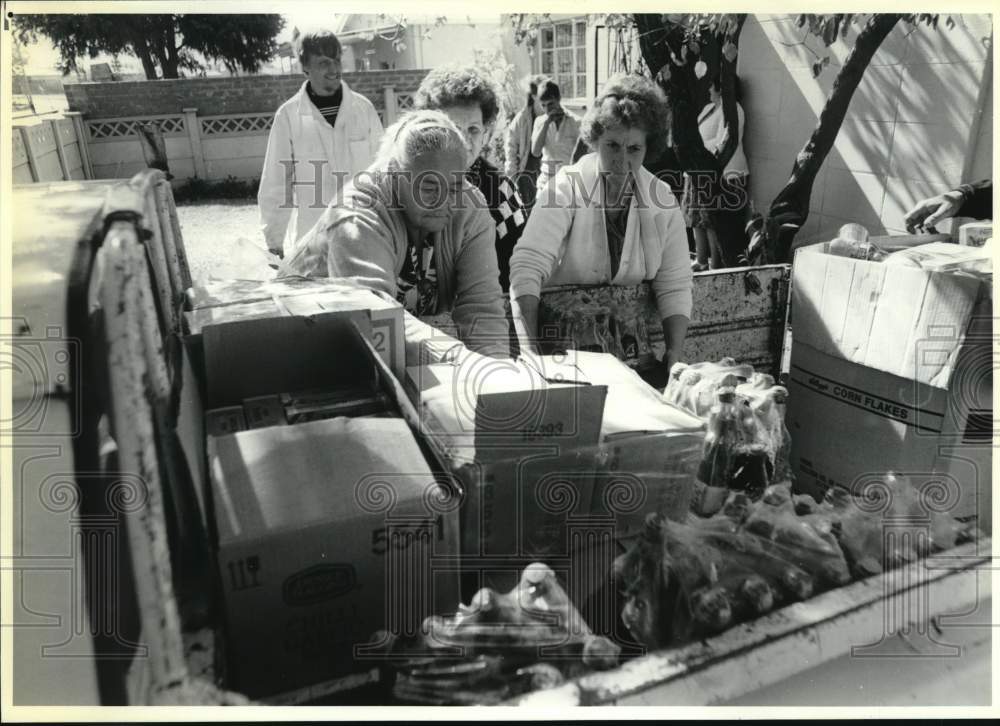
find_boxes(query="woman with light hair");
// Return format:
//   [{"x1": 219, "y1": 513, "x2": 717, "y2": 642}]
[
  {"x1": 509, "y1": 73, "x2": 692, "y2": 374},
  {"x1": 281, "y1": 109, "x2": 511, "y2": 360}
]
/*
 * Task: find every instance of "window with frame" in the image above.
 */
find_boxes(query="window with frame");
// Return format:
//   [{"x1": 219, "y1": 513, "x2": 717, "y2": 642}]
[{"x1": 536, "y1": 18, "x2": 588, "y2": 99}]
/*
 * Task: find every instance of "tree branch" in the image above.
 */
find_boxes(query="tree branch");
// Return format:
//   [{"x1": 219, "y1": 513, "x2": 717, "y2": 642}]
[{"x1": 761, "y1": 12, "x2": 903, "y2": 263}]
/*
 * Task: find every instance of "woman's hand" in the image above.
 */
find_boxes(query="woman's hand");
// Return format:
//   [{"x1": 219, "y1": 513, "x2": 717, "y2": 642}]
[{"x1": 661, "y1": 314, "x2": 689, "y2": 377}]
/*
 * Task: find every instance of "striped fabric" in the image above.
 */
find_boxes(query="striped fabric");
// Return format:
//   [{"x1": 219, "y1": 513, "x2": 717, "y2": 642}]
[{"x1": 306, "y1": 83, "x2": 343, "y2": 128}]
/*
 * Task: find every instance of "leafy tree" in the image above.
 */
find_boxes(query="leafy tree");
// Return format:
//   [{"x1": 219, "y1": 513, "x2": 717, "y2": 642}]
[
  {"x1": 509, "y1": 13, "x2": 949, "y2": 265},
  {"x1": 13, "y1": 14, "x2": 285, "y2": 80}
]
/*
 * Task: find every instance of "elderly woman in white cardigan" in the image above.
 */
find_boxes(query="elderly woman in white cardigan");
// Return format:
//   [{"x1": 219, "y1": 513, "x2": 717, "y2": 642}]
[
  {"x1": 509, "y1": 74, "x2": 693, "y2": 373},
  {"x1": 282, "y1": 109, "x2": 511, "y2": 361}
]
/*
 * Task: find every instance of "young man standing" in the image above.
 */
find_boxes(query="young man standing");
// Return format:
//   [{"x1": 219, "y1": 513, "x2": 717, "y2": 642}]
[
  {"x1": 504, "y1": 74, "x2": 545, "y2": 208},
  {"x1": 258, "y1": 28, "x2": 384, "y2": 257},
  {"x1": 530, "y1": 79, "x2": 581, "y2": 193}
]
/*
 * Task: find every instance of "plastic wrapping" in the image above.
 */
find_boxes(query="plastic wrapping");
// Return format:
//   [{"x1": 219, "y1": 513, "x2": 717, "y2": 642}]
[
  {"x1": 665, "y1": 358, "x2": 793, "y2": 500},
  {"x1": 615, "y1": 510, "x2": 821, "y2": 648},
  {"x1": 742, "y1": 483, "x2": 851, "y2": 589},
  {"x1": 386, "y1": 563, "x2": 620, "y2": 704},
  {"x1": 803, "y1": 472, "x2": 974, "y2": 578},
  {"x1": 617, "y1": 472, "x2": 977, "y2": 650},
  {"x1": 665, "y1": 358, "x2": 754, "y2": 417},
  {"x1": 536, "y1": 285, "x2": 659, "y2": 368},
  {"x1": 202, "y1": 237, "x2": 280, "y2": 283}
]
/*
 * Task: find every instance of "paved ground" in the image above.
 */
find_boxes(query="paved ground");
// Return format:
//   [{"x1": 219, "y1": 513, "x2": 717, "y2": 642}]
[{"x1": 175, "y1": 199, "x2": 276, "y2": 284}]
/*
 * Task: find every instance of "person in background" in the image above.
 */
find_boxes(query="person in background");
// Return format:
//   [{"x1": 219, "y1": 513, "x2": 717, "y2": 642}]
[
  {"x1": 684, "y1": 76, "x2": 748, "y2": 271},
  {"x1": 509, "y1": 73, "x2": 692, "y2": 374},
  {"x1": 505, "y1": 74, "x2": 546, "y2": 208},
  {"x1": 280, "y1": 110, "x2": 510, "y2": 361},
  {"x1": 530, "y1": 78, "x2": 582, "y2": 193},
  {"x1": 258, "y1": 27, "x2": 384, "y2": 258},
  {"x1": 904, "y1": 180, "x2": 993, "y2": 231},
  {"x1": 413, "y1": 65, "x2": 528, "y2": 292}
]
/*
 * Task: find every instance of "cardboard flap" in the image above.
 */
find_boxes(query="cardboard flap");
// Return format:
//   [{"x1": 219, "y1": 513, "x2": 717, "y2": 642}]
[
  {"x1": 209, "y1": 418, "x2": 436, "y2": 543},
  {"x1": 474, "y1": 385, "x2": 607, "y2": 457},
  {"x1": 792, "y1": 246, "x2": 984, "y2": 389},
  {"x1": 203, "y1": 311, "x2": 374, "y2": 408}
]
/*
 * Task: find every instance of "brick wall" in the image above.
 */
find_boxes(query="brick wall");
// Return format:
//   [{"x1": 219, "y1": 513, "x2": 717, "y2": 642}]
[{"x1": 64, "y1": 69, "x2": 431, "y2": 118}]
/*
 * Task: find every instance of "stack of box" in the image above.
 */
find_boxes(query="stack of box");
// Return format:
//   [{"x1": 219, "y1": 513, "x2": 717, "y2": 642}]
[
  {"x1": 186, "y1": 277, "x2": 406, "y2": 378},
  {"x1": 196, "y1": 309, "x2": 460, "y2": 703},
  {"x1": 787, "y1": 241, "x2": 993, "y2": 529},
  {"x1": 404, "y1": 351, "x2": 705, "y2": 596}
]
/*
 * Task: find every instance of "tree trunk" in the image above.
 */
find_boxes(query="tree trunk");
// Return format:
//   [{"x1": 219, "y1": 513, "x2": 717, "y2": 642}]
[
  {"x1": 146, "y1": 21, "x2": 179, "y2": 78},
  {"x1": 635, "y1": 14, "x2": 749, "y2": 266},
  {"x1": 635, "y1": 15, "x2": 719, "y2": 177},
  {"x1": 133, "y1": 40, "x2": 159, "y2": 80},
  {"x1": 714, "y1": 15, "x2": 747, "y2": 168},
  {"x1": 754, "y1": 13, "x2": 902, "y2": 264},
  {"x1": 163, "y1": 22, "x2": 182, "y2": 79},
  {"x1": 126, "y1": 22, "x2": 159, "y2": 79}
]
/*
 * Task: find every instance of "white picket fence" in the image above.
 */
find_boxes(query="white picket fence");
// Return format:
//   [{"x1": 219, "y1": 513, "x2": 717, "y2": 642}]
[{"x1": 81, "y1": 86, "x2": 418, "y2": 184}]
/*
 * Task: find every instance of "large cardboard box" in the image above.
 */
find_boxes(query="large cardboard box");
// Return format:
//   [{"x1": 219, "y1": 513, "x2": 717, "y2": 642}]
[
  {"x1": 200, "y1": 311, "x2": 460, "y2": 701},
  {"x1": 404, "y1": 352, "x2": 705, "y2": 588},
  {"x1": 787, "y1": 243, "x2": 993, "y2": 528},
  {"x1": 187, "y1": 277, "x2": 406, "y2": 379},
  {"x1": 560, "y1": 352, "x2": 705, "y2": 537},
  {"x1": 405, "y1": 356, "x2": 607, "y2": 581},
  {"x1": 209, "y1": 417, "x2": 459, "y2": 701}
]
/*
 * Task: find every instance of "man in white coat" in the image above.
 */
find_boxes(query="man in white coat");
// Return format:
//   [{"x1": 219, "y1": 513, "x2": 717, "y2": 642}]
[{"x1": 258, "y1": 28, "x2": 384, "y2": 257}]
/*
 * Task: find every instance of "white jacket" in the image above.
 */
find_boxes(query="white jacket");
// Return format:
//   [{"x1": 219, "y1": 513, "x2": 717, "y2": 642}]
[
  {"x1": 258, "y1": 80, "x2": 384, "y2": 253},
  {"x1": 509, "y1": 153, "x2": 693, "y2": 321}
]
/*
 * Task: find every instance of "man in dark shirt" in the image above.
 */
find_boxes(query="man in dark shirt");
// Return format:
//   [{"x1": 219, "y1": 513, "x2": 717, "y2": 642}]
[{"x1": 904, "y1": 179, "x2": 993, "y2": 232}]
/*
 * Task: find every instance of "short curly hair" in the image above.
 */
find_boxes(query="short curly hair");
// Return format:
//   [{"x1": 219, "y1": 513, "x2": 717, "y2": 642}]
[
  {"x1": 413, "y1": 65, "x2": 501, "y2": 127},
  {"x1": 580, "y1": 73, "x2": 670, "y2": 158}
]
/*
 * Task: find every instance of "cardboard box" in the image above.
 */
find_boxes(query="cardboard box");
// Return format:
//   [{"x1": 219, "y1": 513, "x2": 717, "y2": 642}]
[
  {"x1": 242, "y1": 395, "x2": 286, "y2": 429},
  {"x1": 187, "y1": 278, "x2": 406, "y2": 379},
  {"x1": 199, "y1": 310, "x2": 462, "y2": 700},
  {"x1": 205, "y1": 406, "x2": 247, "y2": 437},
  {"x1": 564, "y1": 352, "x2": 705, "y2": 538},
  {"x1": 405, "y1": 356, "x2": 608, "y2": 564},
  {"x1": 202, "y1": 311, "x2": 376, "y2": 410},
  {"x1": 787, "y1": 243, "x2": 992, "y2": 527},
  {"x1": 208, "y1": 417, "x2": 460, "y2": 701},
  {"x1": 958, "y1": 221, "x2": 992, "y2": 248}
]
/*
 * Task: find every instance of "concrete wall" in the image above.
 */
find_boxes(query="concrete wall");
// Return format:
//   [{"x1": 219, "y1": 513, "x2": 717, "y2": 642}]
[
  {"x1": 12, "y1": 114, "x2": 90, "y2": 184},
  {"x1": 70, "y1": 71, "x2": 431, "y2": 184},
  {"x1": 739, "y1": 13, "x2": 993, "y2": 244},
  {"x1": 65, "y1": 69, "x2": 431, "y2": 118}
]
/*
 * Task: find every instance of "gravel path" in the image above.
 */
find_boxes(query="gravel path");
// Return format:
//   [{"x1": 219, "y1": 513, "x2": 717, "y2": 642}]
[{"x1": 175, "y1": 200, "x2": 277, "y2": 285}]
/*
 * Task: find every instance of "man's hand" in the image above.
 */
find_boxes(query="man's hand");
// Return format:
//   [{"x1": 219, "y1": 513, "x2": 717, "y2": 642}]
[{"x1": 903, "y1": 190, "x2": 965, "y2": 233}]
